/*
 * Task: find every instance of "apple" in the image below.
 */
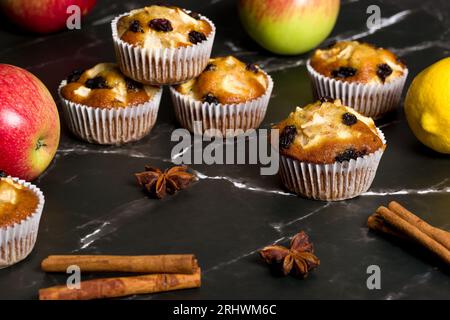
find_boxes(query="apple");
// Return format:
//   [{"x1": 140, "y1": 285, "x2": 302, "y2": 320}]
[
  {"x1": 0, "y1": 0, "x2": 96, "y2": 33},
  {"x1": 0, "y1": 64, "x2": 60, "y2": 181},
  {"x1": 238, "y1": 0, "x2": 340, "y2": 55}
]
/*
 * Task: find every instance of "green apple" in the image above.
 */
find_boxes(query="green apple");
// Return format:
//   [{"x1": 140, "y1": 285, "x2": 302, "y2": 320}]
[{"x1": 238, "y1": 0, "x2": 340, "y2": 55}]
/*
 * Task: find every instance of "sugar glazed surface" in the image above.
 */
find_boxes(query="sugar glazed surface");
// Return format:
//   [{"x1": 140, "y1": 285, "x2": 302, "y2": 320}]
[
  {"x1": 117, "y1": 5, "x2": 212, "y2": 49},
  {"x1": 175, "y1": 56, "x2": 269, "y2": 104},
  {"x1": 274, "y1": 99, "x2": 385, "y2": 164},
  {"x1": 0, "y1": 178, "x2": 39, "y2": 228},
  {"x1": 61, "y1": 63, "x2": 159, "y2": 108},
  {"x1": 310, "y1": 41, "x2": 406, "y2": 84}
]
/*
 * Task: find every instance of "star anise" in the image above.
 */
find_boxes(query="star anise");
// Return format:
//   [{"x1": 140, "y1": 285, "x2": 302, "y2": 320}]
[
  {"x1": 260, "y1": 231, "x2": 320, "y2": 278},
  {"x1": 135, "y1": 165, "x2": 195, "y2": 199}
]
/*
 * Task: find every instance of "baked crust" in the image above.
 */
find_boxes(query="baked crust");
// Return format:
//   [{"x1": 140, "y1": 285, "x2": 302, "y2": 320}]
[
  {"x1": 310, "y1": 41, "x2": 406, "y2": 84},
  {"x1": 175, "y1": 56, "x2": 269, "y2": 104},
  {"x1": 273, "y1": 99, "x2": 385, "y2": 164},
  {"x1": 61, "y1": 63, "x2": 159, "y2": 109},
  {"x1": 117, "y1": 5, "x2": 212, "y2": 49},
  {"x1": 0, "y1": 178, "x2": 39, "y2": 228}
]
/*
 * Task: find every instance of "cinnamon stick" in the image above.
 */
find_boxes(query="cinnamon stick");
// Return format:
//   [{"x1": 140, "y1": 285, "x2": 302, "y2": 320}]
[
  {"x1": 376, "y1": 206, "x2": 450, "y2": 265},
  {"x1": 388, "y1": 201, "x2": 450, "y2": 251},
  {"x1": 39, "y1": 268, "x2": 201, "y2": 300},
  {"x1": 367, "y1": 213, "x2": 408, "y2": 240},
  {"x1": 41, "y1": 255, "x2": 198, "y2": 274}
]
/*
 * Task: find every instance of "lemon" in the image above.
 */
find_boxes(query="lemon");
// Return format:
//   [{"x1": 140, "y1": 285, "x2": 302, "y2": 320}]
[{"x1": 404, "y1": 57, "x2": 450, "y2": 153}]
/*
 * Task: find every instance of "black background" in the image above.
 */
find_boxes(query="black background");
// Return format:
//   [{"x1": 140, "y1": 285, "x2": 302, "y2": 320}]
[{"x1": 0, "y1": 0, "x2": 449, "y2": 300}]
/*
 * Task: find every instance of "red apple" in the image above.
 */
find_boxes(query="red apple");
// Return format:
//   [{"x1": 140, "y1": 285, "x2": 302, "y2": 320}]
[
  {"x1": 0, "y1": 0, "x2": 96, "y2": 33},
  {"x1": 239, "y1": 0, "x2": 340, "y2": 55},
  {"x1": 0, "y1": 64, "x2": 60, "y2": 181}
]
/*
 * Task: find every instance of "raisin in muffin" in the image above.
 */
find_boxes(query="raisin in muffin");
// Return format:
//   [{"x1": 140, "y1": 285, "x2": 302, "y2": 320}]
[
  {"x1": 117, "y1": 5, "x2": 212, "y2": 49},
  {"x1": 310, "y1": 41, "x2": 406, "y2": 84},
  {"x1": 61, "y1": 63, "x2": 159, "y2": 109},
  {"x1": 307, "y1": 41, "x2": 408, "y2": 118},
  {"x1": 112, "y1": 5, "x2": 215, "y2": 85},
  {"x1": 170, "y1": 56, "x2": 273, "y2": 136},
  {"x1": 274, "y1": 98, "x2": 386, "y2": 201},
  {"x1": 175, "y1": 56, "x2": 269, "y2": 104},
  {"x1": 59, "y1": 63, "x2": 162, "y2": 145},
  {"x1": 0, "y1": 177, "x2": 44, "y2": 268}
]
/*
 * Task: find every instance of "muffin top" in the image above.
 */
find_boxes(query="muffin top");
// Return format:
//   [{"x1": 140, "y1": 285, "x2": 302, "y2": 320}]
[
  {"x1": 273, "y1": 98, "x2": 385, "y2": 164},
  {"x1": 0, "y1": 178, "x2": 39, "y2": 228},
  {"x1": 175, "y1": 56, "x2": 269, "y2": 104},
  {"x1": 117, "y1": 5, "x2": 212, "y2": 49},
  {"x1": 310, "y1": 41, "x2": 406, "y2": 84},
  {"x1": 61, "y1": 63, "x2": 159, "y2": 108}
]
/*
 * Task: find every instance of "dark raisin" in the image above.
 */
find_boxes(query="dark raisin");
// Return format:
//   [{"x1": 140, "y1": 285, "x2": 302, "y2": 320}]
[
  {"x1": 279, "y1": 125, "x2": 297, "y2": 149},
  {"x1": 245, "y1": 63, "x2": 259, "y2": 73},
  {"x1": 149, "y1": 18, "x2": 173, "y2": 32},
  {"x1": 331, "y1": 67, "x2": 357, "y2": 79},
  {"x1": 335, "y1": 148, "x2": 366, "y2": 163},
  {"x1": 319, "y1": 96, "x2": 334, "y2": 103},
  {"x1": 376, "y1": 63, "x2": 393, "y2": 82},
  {"x1": 187, "y1": 11, "x2": 201, "y2": 20},
  {"x1": 129, "y1": 20, "x2": 143, "y2": 33},
  {"x1": 397, "y1": 56, "x2": 407, "y2": 66},
  {"x1": 125, "y1": 77, "x2": 143, "y2": 91},
  {"x1": 342, "y1": 112, "x2": 358, "y2": 126},
  {"x1": 188, "y1": 30, "x2": 207, "y2": 44},
  {"x1": 85, "y1": 76, "x2": 109, "y2": 89},
  {"x1": 324, "y1": 40, "x2": 337, "y2": 49},
  {"x1": 0, "y1": 170, "x2": 7, "y2": 178},
  {"x1": 204, "y1": 63, "x2": 216, "y2": 72},
  {"x1": 67, "y1": 69, "x2": 84, "y2": 83},
  {"x1": 202, "y1": 93, "x2": 220, "y2": 104}
]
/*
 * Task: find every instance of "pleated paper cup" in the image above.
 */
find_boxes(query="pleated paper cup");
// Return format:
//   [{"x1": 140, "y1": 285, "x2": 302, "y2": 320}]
[
  {"x1": 169, "y1": 74, "x2": 273, "y2": 137},
  {"x1": 306, "y1": 60, "x2": 408, "y2": 119},
  {"x1": 0, "y1": 178, "x2": 44, "y2": 269},
  {"x1": 279, "y1": 129, "x2": 386, "y2": 201},
  {"x1": 112, "y1": 13, "x2": 216, "y2": 86},
  {"x1": 58, "y1": 81, "x2": 162, "y2": 145}
]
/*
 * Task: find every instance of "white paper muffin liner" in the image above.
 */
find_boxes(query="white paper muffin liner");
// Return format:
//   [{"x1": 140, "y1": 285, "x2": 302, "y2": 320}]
[
  {"x1": 279, "y1": 128, "x2": 386, "y2": 201},
  {"x1": 169, "y1": 74, "x2": 274, "y2": 137},
  {"x1": 0, "y1": 178, "x2": 44, "y2": 269},
  {"x1": 306, "y1": 60, "x2": 408, "y2": 119},
  {"x1": 58, "y1": 81, "x2": 162, "y2": 145},
  {"x1": 112, "y1": 12, "x2": 216, "y2": 85}
]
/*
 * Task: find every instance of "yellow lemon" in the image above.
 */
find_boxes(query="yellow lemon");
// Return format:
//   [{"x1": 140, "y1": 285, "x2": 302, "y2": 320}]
[{"x1": 404, "y1": 57, "x2": 450, "y2": 153}]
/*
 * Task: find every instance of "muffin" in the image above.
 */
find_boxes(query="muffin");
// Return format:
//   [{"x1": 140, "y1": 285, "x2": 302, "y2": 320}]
[
  {"x1": 274, "y1": 98, "x2": 386, "y2": 201},
  {"x1": 59, "y1": 63, "x2": 162, "y2": 145},
  {"x1": 170, "y1": 56, "x2": 273, "y2": 136},
  {"x1": 0, "y1": 177, "x2": 44, "y2": 268},
  {"x1": 112, "y1": 5, "x2": 215, "y2": 85},
  {"x1": 307, "y1": 41, "x2": 408, "y2": 118}
]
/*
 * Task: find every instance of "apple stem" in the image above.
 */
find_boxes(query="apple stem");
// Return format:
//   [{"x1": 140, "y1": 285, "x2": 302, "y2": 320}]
[{"x1": 35, "y1": 138, "x2": 47, "y2": 151}]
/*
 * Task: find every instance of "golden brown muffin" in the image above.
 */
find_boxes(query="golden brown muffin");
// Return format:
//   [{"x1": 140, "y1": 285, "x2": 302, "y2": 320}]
[
  {"x1": 0, "y1": 178, "x2": 39, "y2": 228},
  {"x1": 273, "y1": 98, "x2": 385, "y2": 164},
  {"x1": 117, "y1": 5, "x2": 212, "y2": 49},
  {"x1": 61, "y1": 63, "x2": 159, "y2": 108},
  {"x1": 310, "y1": 41, "x2": 406, "y2": 84},
  {"x1": 175, "y1": 56, "x2": 269, "y2": 104}
]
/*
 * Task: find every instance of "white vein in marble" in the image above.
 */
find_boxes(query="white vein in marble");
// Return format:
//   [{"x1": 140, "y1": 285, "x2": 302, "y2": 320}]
[
  {"x1": 363, "y1": 179, "x2": 450, "y2": 196},
  {"x1": 270, "y1": 203, "x2": 332, "y2": 232},
  {"x1": 74, "y1": 198, "x2": 154, "y2": 251},
  {"x1": 335, "y1": 10, "x2": 413, "y2": 42},
  {"x1": 204, "y1": 236, "x2": 287, "y2": 274},
  {"x1": 194, "y1": 170, "x2": 293, "y2": 196}
]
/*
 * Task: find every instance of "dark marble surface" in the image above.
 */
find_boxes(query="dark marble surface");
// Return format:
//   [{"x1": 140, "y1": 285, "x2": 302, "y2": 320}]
[{"x1": 1, "y1": 0, "x2": 450, "y2": 300}]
